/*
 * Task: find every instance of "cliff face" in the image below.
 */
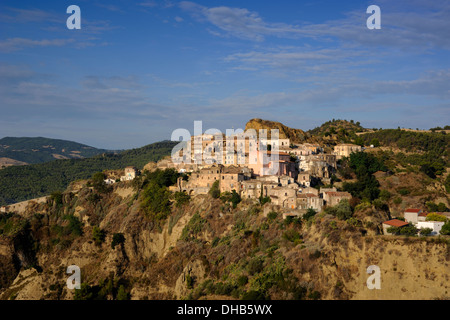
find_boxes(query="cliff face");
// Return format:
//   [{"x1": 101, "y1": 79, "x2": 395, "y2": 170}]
[
  {"x1": 0, "y1": 182, "x2": 449, "y2": 300},
  {"x1": 245, "y1": 119, "x2": 313, "y2": 144}
]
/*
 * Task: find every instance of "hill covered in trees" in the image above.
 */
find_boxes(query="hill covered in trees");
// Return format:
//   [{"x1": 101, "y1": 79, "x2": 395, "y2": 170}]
[
  {"x1": 0, "y1": 141, "x2": 177, "y2": 206},
  {"x1": 0, "y1": 137, "x2": 113, "y2": 166}
]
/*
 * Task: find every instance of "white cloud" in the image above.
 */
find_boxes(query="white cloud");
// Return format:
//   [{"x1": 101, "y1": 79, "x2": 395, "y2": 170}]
[
  {"x1": 0, "y1": 38, "x2": 75, "y2": 53},
  {"x1": 179, "y1": 1, "x2": 450, "y2": 49}
]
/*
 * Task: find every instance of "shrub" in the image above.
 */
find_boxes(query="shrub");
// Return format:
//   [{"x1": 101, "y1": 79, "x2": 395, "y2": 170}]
[
  {"x1": 303, "y1": 208, "x2": 317, "y2": 221},
  {"x1": 50, "y1": 191, "x2": 63, "y2": 206},
  {"x1": 111, "y1": 233, "x2": 125, "y2": 249},
  {"x1": 282, "y1": 229, "x2": 301, "y2": 243},
  {"x1": 397, "y1": 188, "x2": 410, "y2": 196},
  {"x1": 440, "y1": 221, "x2": 450, "y2": 235},
  {"x1": 237, "y1": 275, "x2": 248, "y2": 287},
  {"x1": 116, "y1": 285, "x2": 130, "y2": 300},
  {"x1": 327, "y1": 199, "x2": 353, "y2": 220},
  {"x1": 241, "y1": 290, "x2": 266, "y2": 300},
  {"x1": 379, "y1": 189, "x2": 391, "y2": 201},
  {"x1": 174, "y1": 191, "x2": 190, "y2": 208},
  {"x1": 92, "y1": 226, "x2": 106, "y2": 245},
  {"x1": 247, "y1": 257, "x2": 264, "y2": 275},
  {"x1": 267, "y1": 211, "x2": 278, "y2": 221},
  {"x1": 445, "y1": 175, "x2": 450, "y2": 193},
  {"x1": 260, "y1": 196, "x2": 271, "y2": 205},
  {"x1": 181, "y1": 213, "x2": 207, "y2": 241},
  {"x1": 64, "y1": 215, "x2": 83, "y2": 237}
]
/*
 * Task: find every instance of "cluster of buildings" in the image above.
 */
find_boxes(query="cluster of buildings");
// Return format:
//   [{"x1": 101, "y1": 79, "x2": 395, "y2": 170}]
[
  {"x1": 104, "y1": 166, "x2": 139, "y2": 185},
  {"x1": 165, "y1": 133, "x2": 360, "y2": 216},
  {"x1": 382, "y1": 208, "x2": 449, "y2": 236}
]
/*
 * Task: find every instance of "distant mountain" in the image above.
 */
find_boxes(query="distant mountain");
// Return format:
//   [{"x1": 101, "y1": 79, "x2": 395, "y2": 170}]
[
  {"x1": 0, "y1": 137, "x2": 113, "y2": 167},
  {"x1": 0, "y1": 140, "x2": 177, "y2": 206}
]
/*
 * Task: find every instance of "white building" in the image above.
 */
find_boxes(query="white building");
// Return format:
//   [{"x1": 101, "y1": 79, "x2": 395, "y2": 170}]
[
  {"x1": 404, "y1": 208, "x2": 423, "y2": 224},
  {"x1": 120, "y1": 166, "x2": 138, "y2": 181},
  {"x1": 417, "y1": 221, "x2": 445, "y2": 235},
  {"x1": 104, "y1": 178, "x2": 116, "y2": 185}
]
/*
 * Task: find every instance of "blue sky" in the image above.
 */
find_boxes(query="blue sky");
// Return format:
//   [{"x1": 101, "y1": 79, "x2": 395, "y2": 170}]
[{"x1": 0, "y1": 0, "x2": 449, "y2": 149}]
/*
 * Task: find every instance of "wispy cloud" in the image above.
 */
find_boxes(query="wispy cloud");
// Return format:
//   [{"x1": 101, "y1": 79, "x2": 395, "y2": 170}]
[
  {"x1": 179, "y1": 1, "x2": 309, "y2": 42},
  {"x1": 0, "y1": 38, "x2": 75, "y2": 53},
  {"x1": 179, "y1": 1, "x2": 450, "y2": 49}
]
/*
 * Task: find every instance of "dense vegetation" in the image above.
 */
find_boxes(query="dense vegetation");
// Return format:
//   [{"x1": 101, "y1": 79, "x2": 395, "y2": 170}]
[
  {"x1": 357, "y1": 129, "x2": 449, "y2": 179},
  {"x1": 358, "y1": 129, "x2": 449, "y2": 158},
  {"x1": 0, "y1": 137, "x2": 112, "y2": 164},
  {"x1": 308, "y1": 119, "x2": 366, "y2": 144},
  {"x1": 341, "y1": 152, "x2": 387, "y2": 201},
  {"x1": 0, "y1": 141, "x2": 177, "y2": 206}
]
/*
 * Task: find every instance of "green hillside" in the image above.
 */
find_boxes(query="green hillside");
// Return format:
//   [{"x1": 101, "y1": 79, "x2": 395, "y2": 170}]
[
  {"x1": 0, "y1": 137, "x2": 112, "y2": 165},
  {"x1": 0, "y1": 140, "x2": 177, "y2": 206}
]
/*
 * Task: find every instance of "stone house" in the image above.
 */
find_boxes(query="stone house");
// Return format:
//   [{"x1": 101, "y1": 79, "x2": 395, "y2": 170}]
[
  {"x1": 403, "y1": 208, "x2": 423, "y2": 224},
  {"x1": 297, "y1": 172, "x2": 311, "y2": 187},
  {"x1": 268, "y1": 187, "x2": 297, "y2": 209},
  {"x1": 220, "y1": 166, "x2": 246, "y2": 193},
  {"x1": 333, "y1": 144, "x2": 362, "y2": 160},
  {"x1": 300, "y1": 187, "x2": 319, "y2": 196},
  {"x1": 323, "y1": 191, "x2": 352, "y2": 207},
  {"x1": 298, "y1": 155, "x2": 335, "y2": 179},
  {"x1": 382, "y1": 219, "x2": 409, "y2": 235},
  {"x1": 240, "y1": 180, "x2": 264, "y2": 200},
  {"x1": 297, "y1": 193, "x2": 323, "y2": 212}
]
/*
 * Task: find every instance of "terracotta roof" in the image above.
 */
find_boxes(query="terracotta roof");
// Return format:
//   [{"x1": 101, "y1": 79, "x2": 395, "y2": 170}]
[
  {"x1": 404, "y1": 208, "x2": 421, "y2": 213},
  {"x1": 383, "y1": 219, "x2": 409, "y2": 227}
]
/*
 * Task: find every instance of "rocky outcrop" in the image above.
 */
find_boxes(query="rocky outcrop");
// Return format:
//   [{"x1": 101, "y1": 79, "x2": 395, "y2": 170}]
[{"x1": 1, "y1": 182, "x2": 449, "y2": 300}]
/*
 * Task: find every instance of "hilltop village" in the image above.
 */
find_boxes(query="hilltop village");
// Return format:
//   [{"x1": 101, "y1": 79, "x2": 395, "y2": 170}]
[
  {"x1": 119, "y1": 132, "x2": 449, "y2": 236},
  {"x1": 1, "y1": 130, "x2": 448, "y2": 237}
]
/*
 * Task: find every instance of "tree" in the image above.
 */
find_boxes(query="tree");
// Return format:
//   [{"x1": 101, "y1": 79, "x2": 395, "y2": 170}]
[
  {"x1": 91, "y1": 172, "x2": 111, "y2": 194},
  {"x1": 331, "y1": 199, "x2": 353, "y2": 220},
  {"x1": 419, "y1": 228, "x2": 433, "y2": 236},
  {"x1": 230, "y1": 190, "x2": 241, "y2": 209},
  {"x1": 425, "y1": 213, "x2": 447, "y2": 222},
  {"x1": 371, "y1": 138, "x2": 380, "y2": 147},
  {"x1": 141, "y1": 180, "x2": 171, "y2": 221},
  {"x1": 437, "y1": 202, "x2": 448, "y2": 212},
  {"x1": 399, "y1": 224, "x2": 418, "y2": 236},
  {"x1": 440, "y1": 221, "x2": 450, "y2": 235},
  {"x1": 116, "y1": 285, "x2": 130, "y2": 300},
  {"x1": 209, "y1": 180, "x2": 220, "y2": 199}
]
